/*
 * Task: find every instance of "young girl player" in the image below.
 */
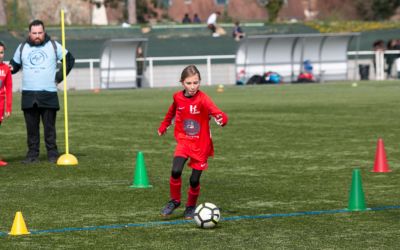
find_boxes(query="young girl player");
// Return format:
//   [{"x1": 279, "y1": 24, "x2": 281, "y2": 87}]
[{"x1": 158, "y1": 65, "x2": 228, "y2": 219}]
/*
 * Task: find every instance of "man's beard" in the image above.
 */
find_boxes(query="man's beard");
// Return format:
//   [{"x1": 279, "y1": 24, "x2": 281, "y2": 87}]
[
  {"x1": 30, "y1": 36, "x2": 44, "y2": 45},
  {"x1": 33, "y1": 38, "x2": 43, "y2": 44}
]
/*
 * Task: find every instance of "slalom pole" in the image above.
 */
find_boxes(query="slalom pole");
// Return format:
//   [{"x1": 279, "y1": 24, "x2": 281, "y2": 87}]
[{"x1": 57, "y1": 9, "x2": 78, "y2": 166}]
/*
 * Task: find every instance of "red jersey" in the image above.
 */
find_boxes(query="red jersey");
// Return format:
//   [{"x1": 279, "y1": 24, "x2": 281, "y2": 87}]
[
  {"x1": 159, "y1": 90, "x2": 227, "y2": 164},
  {"x1": 0, "y1": 63, "x2": 12, "y2": 123}
]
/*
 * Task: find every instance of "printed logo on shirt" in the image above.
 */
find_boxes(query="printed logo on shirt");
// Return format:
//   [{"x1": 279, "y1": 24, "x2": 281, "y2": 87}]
[
  {"x1": 0, "y1": 69, "x2": 5, "y2": 77},
  {"x1": 29, "y1": 50, "x2": 46, "y2": 66},
  {"x1": 178, "y1": 106, "x2": 185, "y2": 110},
  {"x1": 183, "y1": 119, "x2": 200, "y2": 136},
  {"x1": 189, "y1": 105, "x2": 200, "y2": 114},
  {"x1": 200, "y1": 163, "x2": 207, "y2": 168}
]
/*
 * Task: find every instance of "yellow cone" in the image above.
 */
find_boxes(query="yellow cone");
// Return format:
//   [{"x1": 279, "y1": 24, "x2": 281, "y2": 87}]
[
  {"x1": 9, "y1": 211, "x2": 30, "y2": 236},
  {"x1": 57, "y1": 153, "x2": 78, "y2": 166},
  {"x1": 217, "y1": 84, "x2": 224, "y2": 93}
]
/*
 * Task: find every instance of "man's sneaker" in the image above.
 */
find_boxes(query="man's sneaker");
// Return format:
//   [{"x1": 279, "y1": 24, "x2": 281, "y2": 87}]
[
  {"x1": 48, "y1": 157, "x2": 58, "y2": 163},
  {"x1": 161, "y1": 200, "x2": 180, "y2": 217},
  {"x1": 48, "y1": 152, "x2": 59, "y2": 163},
  {"x1": 21, "y1": 158, "x2": 39, "y2": 164},
  {"x1": 183, "y1": 206, "x2": 196, "y2": 219},
  {"x1": 0, "y1": 160, "x2": 8, "y2": 166}
]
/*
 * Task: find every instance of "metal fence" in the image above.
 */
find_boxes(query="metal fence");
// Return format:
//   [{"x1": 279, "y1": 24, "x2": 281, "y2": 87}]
[{"x1": 9, "y1": 50, "x2": 400, "y2": 92}]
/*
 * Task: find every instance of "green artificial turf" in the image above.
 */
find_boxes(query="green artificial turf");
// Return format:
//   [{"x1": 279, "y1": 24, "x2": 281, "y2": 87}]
[{"x1": 1, "y1": 81, "x2": 400, "y2": 249}]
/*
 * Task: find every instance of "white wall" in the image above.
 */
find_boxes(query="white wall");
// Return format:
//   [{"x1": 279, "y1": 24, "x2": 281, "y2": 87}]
[
  {"x1": 11, "y1": 63, "x2": 237, "y2": 92},
  {"x1": 9, "y1": 58, "x2": 388, "y2": 92}
]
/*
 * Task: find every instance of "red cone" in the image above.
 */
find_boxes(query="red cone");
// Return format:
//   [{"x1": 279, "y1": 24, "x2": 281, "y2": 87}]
[{"x1": 372, "y1": 138, "x2": 391, "y2": 172}]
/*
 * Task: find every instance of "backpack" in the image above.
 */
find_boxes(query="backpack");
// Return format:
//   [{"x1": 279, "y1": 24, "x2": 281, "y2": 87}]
[
  {"x1": 297, "y1": 72, "x2": 315, "y2": 83},
  {"x1": 19, "y1": 40, "x2": 57, "y2": 67},
  {"x1": 263, "y1": 71, "x2": 281, "y2": 84},
  {"x1": 246, "y1": 75, "x2": 263, "y2": 85}
]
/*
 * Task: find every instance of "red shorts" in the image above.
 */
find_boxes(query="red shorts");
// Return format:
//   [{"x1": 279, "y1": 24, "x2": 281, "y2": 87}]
[{"x1": 174, "y1": 143, "x2": 208, "y2": 170}]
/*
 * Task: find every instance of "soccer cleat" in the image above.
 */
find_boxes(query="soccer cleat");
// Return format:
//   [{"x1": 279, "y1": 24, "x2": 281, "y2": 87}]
[
  {"x1": 183, "y1": 206, "x2": 196, "y2": 219},
  {"x1": 0, "y1": 160, "x2": 8, "y2": 166},
  {"x1": 161, "y1": 200, "x2": 180, "y2": 216}
]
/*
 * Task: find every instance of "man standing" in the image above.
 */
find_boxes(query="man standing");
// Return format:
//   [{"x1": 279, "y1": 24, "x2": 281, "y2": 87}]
[{"x1": 9, "y1": 19, "x2": 75, "y2": 163}]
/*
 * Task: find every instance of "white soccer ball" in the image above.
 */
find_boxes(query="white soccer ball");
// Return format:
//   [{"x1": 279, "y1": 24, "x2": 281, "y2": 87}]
[{"x1": 194, "y1": 202, "x2": 221, "y2": 229}]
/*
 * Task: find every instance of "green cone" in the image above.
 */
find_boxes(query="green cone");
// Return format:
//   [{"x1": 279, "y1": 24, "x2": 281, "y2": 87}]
[
  {"x1": 347, "y1": 169, "x2": 367, "y2": 211},
  {"x1": 130, "y1": 151, "x2": 152, "y2": 188}
]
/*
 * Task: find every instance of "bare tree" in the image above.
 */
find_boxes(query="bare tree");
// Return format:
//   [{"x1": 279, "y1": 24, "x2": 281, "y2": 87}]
[
  {"x1": 0, "y1": 0, "x2": 7, "y2": 25},
  {"x1": 127, "y1": 0, "x2": 137, "y2": 24}
]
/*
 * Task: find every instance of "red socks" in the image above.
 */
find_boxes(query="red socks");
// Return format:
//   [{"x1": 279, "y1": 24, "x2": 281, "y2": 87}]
[
  {"x1": 169, "y1": 176, "x2": 182, "y2": 202},
  {"x1": 186, "y1": 185, "x2": 200, "y2": 207},
  {"x1": 170, "y1": 176, "x2": 201, "y2": 206}
]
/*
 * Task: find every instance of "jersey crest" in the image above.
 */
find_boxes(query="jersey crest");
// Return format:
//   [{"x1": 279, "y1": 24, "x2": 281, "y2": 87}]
[{"x1": 183, "y1": 119, "x2": 200, "y2": 136}]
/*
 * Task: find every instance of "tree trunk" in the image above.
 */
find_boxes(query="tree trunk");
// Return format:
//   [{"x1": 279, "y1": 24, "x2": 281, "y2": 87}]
[
  {"x1": 0, "y1": 0, "x2": 7, "y2": 25},
  {"x1": 127, "y1": 0, "x2": 137, "y2": 24}
]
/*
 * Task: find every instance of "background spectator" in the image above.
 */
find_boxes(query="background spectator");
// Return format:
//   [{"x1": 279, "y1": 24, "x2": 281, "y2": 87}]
[
  {"x1": 193, "y1": 13, "x2": 201, "y2": 23},
  {"x1": 207, "y1": 11, "x2": 221, "y2": 37},
  {"x1": 182, "y1": 13, "x2": 191, "y2": 24},
  {"x1": 136, "y1": 46, "x2": 144, "y2": 88},
  {"x1": 232, "y1": 21, "x2": 245, "y2": 41},
  {"x1": 385, "y1": 39, "x2": 400, "y2": 78},
  {"x1": 395, "y1": 43, "x2": 400, "y2": 79}
]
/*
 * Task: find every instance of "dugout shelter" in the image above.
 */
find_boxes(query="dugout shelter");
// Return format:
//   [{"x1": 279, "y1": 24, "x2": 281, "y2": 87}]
[
  {"x1": 100, "y1": 38, "x2": 148, "y2": 89},
  {"x1": 236, "y1": 33, "x2": 360, "y2": 83}
]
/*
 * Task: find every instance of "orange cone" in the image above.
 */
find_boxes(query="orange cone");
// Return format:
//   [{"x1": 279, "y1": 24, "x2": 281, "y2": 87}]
[{"x1": 372, "y1": 138, "x2": 391, "y2": 172}]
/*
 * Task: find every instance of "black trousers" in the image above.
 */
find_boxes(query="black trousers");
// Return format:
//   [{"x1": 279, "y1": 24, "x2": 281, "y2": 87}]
[{"x1": 23, "y1": 106, "x2": 59, "y2": 159}]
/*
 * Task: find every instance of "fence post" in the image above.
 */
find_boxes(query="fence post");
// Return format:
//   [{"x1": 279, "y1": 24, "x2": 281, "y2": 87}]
[
  {"x1": 149, "y1": 58, "x2": 154, "y2": 88},
  {"x1": 89, "y1": 59, "x2": 94, "y2": 90},
  {"x1": 375, "y1": 51, "x2": 385, "y2": 80},
  {"x1": 207, "y1": 56, "x2": 212, "y2": 86}
]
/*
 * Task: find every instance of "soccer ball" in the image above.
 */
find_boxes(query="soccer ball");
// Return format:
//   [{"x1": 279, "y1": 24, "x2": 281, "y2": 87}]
[{"x1": 194, "y1": 202, "x2": 221, "y2": 229}]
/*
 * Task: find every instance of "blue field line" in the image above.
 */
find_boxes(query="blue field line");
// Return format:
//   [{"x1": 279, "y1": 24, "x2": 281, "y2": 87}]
[{"x1": 1, "y1": 205, "x2": 399, "y2": 236}]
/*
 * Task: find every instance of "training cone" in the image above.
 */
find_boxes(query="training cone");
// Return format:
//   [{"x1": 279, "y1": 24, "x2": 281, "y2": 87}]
[
  {"x1": 57, "y1": 153, "x2": 78, "y2": 166},
  {"x1": 372, "y1": 138, "x2": 391, "y2": 172},
  {"x1": 8, "y1": 211, "x2": 30, "y2": 236},
  {"x1": 130, "y1": 151, "x2": 152, "y2": 188},
  {"x1": 347, "y1": 169, "x2": 367, "y2": 211}
]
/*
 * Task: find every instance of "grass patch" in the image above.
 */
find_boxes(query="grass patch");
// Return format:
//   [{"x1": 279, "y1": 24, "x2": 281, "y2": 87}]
[{"x1": 1, "y1": 81, "x2": 400, "y2": 248}]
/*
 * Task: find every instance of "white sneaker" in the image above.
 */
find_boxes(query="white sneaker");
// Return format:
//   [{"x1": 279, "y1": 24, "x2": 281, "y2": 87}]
[{"x1": 212, "y1": 33, "x2": 220, "y2": 37}]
